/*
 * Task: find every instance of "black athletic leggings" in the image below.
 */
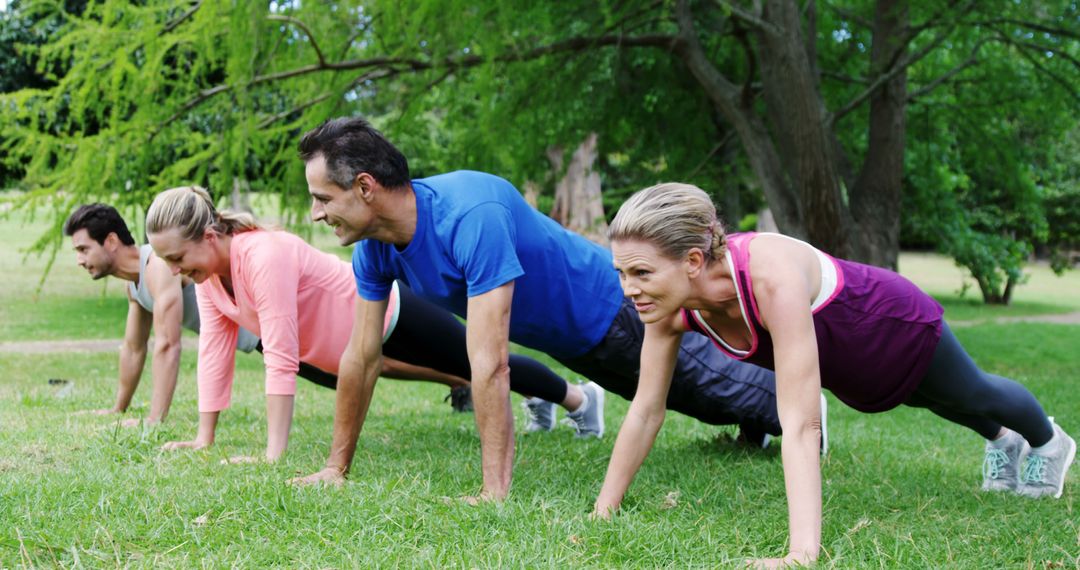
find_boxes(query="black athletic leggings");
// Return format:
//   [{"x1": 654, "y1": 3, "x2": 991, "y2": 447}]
[
  {"x1": 903, "y1": 322, "x2": 1054, "y2": 446},
  {"x1": 260, "y1": 284, "x2": 571, "y2": 403}
]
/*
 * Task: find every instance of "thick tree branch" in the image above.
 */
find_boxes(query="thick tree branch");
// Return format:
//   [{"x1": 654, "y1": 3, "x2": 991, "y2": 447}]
[
  {"x1": 905, "y1": 52, "x2": 979, "y2": 103},
  {"x1": 156, "y1": 31, "x2": 680, "y2": 134},
  {"x1": 831, "y1": 6, "x2": 973, "y2": 124},
  {"x1": 975, "y1": 18, "x2": 1080, "y2": 42},
  {"x1": 163, "y1": 0, "x2": 203, "y2": 34},
  {"x1": 268, "y1": 15, "x2": 326, "y2": 67},
  {"x1": 712, "y1": 0, "x2": 781, "y2": 35}
]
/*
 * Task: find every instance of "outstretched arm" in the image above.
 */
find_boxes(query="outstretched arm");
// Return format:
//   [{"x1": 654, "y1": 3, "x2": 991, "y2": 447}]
[
  {"x1": 465, "y1": 282, "x2": 516, "y2": 501},
  {"x1": 750, "y1": 243, "x2": 824, "y2": 569},
  {"x1": 144, "y1": 258, "x2": 185, "y2": 423},
  {"x1": 106, "y1": 295, "x2": 152, "y2": 414},
  {"x1": 594, "y1": 317, "x2": 681, "y2": 516},
  {"x1": 290, "y1": 297, "x2": 387, "y2": 485}
]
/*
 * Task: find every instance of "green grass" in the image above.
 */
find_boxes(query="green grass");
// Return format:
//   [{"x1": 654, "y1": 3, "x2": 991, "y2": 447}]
[
  {"x1": 1, "y1": 203, "x2": 1078, "y2": 567},
  {"x1": 1, "y1": 327, "x2": 1078, "y2": 567}
]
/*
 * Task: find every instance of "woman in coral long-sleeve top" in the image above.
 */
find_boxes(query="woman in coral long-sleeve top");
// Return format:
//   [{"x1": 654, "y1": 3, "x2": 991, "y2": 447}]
[{"x1": 144, "y1": 186, "x2": 573, "y2": 461}]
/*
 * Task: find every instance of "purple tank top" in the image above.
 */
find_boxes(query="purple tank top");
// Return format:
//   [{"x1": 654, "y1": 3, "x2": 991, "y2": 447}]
[{"x1": 682, "y1": 232, "x2": 943, "y2": 413}]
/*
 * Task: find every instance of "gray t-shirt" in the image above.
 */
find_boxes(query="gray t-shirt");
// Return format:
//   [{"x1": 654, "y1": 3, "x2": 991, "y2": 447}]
[{"x1": 129, "y1": 244, "x2": 260, "y2": 353}]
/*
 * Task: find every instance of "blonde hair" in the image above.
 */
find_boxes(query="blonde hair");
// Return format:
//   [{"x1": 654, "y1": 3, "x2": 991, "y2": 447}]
[
  {"x1": 145, "y1": 186, "x2": 262, "y2": 241},
  {"x1": 608, "y1": 183, "x2": 726, "y2": 261}
]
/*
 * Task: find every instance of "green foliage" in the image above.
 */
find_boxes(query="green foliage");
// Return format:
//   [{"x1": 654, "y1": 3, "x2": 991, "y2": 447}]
[
  {"x1": 1, "y1": 0, "x2": 1077, "y2": 303},
  {"x1": 899, "y1": 0, "x2": 1080, "y2": 303}
]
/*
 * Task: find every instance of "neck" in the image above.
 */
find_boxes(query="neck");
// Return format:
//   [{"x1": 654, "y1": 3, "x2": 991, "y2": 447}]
[
  {"x1": 214, "y1": 233, "x2": 234, "y2": 280},
  {"x1": 687, "y1": 256, "x2": 740, "y2": 312},
  {"x1": 376, "y1": 183, "x2": 418, "y2": 247},
  {"x1": 112, "y1": 245, "x2": 143, "y2": 282}
]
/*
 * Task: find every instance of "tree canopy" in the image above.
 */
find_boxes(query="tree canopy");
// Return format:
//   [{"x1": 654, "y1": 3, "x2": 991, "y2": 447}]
[{"x1": 2, "y1": 0, "x2": 1077, "y2": 302}]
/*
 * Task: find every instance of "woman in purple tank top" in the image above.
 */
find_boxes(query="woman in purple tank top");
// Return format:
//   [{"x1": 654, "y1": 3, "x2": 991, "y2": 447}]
[{"x1": 593, "y1": 183, "x2": 1074, "y2": 568}]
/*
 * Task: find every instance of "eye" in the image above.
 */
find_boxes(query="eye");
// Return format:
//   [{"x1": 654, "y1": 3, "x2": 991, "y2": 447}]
[{"x1": 635, "y1": 269, "x2": 651, "y2": 278}]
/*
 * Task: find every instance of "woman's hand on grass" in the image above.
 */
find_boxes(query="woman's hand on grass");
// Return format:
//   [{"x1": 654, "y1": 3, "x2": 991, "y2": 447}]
[
  {"x1": 161, "y1": 439, "x2": 210, "y2": 452},
  {"x1": 748, "y1": 552, "x2": 813, "y2": 568},
  {"x1": 288, "y1": 467, "x2": 345, "y2": 487}
]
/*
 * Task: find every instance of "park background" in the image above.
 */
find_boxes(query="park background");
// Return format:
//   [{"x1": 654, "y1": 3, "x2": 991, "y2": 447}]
[{"x1": 1, "y1": 0, "x2": 1078, "y2": 567}]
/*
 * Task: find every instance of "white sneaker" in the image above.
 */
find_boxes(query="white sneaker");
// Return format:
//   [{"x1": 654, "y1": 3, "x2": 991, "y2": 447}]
[
  {"x1": 1018, "y1": 422, "x2": 1076, "y2": 499},
  {"x1": 981, "y1": 429, "x2": 1029, "y2": 492}
]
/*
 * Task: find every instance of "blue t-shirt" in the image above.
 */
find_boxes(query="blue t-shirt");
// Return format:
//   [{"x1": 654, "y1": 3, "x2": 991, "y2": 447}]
[{"x1": 352, "y1": 170, "x2": 623, "y2": 358}]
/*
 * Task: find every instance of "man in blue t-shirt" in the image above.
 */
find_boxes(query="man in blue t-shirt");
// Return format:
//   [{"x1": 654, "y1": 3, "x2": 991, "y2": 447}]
[{"x1": 290, "y1": 117, "x2": 782, "y2": 501}]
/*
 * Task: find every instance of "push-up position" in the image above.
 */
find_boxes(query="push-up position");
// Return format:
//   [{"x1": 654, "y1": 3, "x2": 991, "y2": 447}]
[{"x1": 598, "y1": 183, "x2": 1075, "y2": 568}]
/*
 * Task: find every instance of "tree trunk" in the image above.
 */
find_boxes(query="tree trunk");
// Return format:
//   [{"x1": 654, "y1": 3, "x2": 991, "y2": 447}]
[
  {"x1": 849, "y1": 0, "x2": 909, "y2": 270},
  {"x1": 548, "y1": 133, "x2": 609, "y2": 245},
  {"x1": 672, "y1": 0, "x2": 806, "y2": 240},
  {"x1": 754, "y1": 0, "x2": 852, "y2": 257},
  {"x1": 231, "y1": 177, "x2": 252, "y2": 213}
]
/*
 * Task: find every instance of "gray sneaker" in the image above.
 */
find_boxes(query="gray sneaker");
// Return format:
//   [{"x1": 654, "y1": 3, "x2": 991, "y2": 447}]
[
  {"x1": 565, "y1": 382, "x2": 605, "y2": 438},
  {"x1": 1018, "y1": 423, "x2": 1076, "y2": 499},
  {"x1": 522, "y1": 397, "x2": 555, "y2": 432},
  {"x1": 981, "y1": 430, "x2": 1029, "y2": 492}
]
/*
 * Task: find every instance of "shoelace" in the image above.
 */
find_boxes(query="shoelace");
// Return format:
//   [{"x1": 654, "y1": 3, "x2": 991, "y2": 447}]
[
  {"x1": 982, "y1": 448, "x2": 1010, "y2": 480},
  {"x1": 1022, "y1": 455, "x2": 1048, "y2": 484}
]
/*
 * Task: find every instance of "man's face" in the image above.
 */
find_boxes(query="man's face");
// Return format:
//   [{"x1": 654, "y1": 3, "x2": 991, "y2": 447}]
[
  {"x1": 70, "y1": 229, "x2": 115, "y2": 280},
  {"x1": 305, "y1": 154, "x2": 377, "y2": 246}
]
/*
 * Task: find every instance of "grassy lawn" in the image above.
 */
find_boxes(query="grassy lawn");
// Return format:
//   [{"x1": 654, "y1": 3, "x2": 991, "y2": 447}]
[{"x1": 1, "y1": 202, "x2": 1077, "y2": 567}]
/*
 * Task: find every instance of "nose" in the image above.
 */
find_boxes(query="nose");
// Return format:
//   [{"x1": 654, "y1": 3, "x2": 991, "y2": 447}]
[
  {"x1": 310, "y1": 199, "x2": 325, "y2": 222},
  {"x1": 620, "y1": 277, "x2": 640, "y2": 298},
  {"x1": 167, "y1": 263, "x2": 182, "y2": 276}
]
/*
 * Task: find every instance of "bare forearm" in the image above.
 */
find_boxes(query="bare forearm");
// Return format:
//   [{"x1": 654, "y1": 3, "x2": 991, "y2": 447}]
[
  {"x1": 265, "y1": 394, "x2": 295, "y2": 461},
  {"x1": 471, "y1": 364, "x2": 514, "y2": 499},
  {"x1": 781, "y1": 423, "x2": 823, "y2": 560},
  {"x1": 115, "y1": 344, "x2": 147, "y2": 412},
  {"x1": 325, "y1": 358, "x2": 380, "y2": 474},
  {"x1": 146, "y1": 341, "x2": 181, "y2": 423},
  {"x1": 595, "y1": 407, "x2": 664, "y2": 512}
]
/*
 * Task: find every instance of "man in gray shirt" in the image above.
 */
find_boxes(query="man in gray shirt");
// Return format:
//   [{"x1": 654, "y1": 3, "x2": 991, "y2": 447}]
[{"x1": 64, "y1": 203, "x2": 260, "y2": 425}]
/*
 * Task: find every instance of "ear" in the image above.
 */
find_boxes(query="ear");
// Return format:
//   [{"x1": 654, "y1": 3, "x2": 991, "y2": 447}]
[
  {"x1": 685, "y1": 248, "x2": 707, "y2": 279},
  {"x1": 354, "y1": 172, "x2": 378, "y2": 202},
  {"x1": 102, "y1": 232, "x2": 120, "y2": 251}
]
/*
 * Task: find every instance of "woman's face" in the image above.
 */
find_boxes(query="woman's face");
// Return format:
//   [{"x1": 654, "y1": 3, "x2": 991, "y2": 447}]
[
  {"x1": 149, "y1": 227, "x2": 224, "y2": 284},
  {"x1": 611, "y1": 239, "x2": 693, "y2": 324}
]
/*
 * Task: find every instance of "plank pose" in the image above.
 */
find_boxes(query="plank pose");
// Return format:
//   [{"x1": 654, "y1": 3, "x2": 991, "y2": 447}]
[
  {"x1": 64, "y1": 203, "x2": 259, "y2": 425},
  {"x1": 291, "y1": 117, "x2": 785, "y2": 500},
  {"x1": 144, "y1": 186, "x2": 581, "y2": 460},
  {"x1": 597, "y1": 183, "x2": 1075, "y2": 568}
]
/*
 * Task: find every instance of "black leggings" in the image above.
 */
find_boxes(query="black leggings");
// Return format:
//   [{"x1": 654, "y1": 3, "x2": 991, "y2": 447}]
[
  {"x1": 904, "y1": 322, "x2": 1054, "y2": 446},
  {"x1": 382, "y1": 284, "x2": 570, "y2": 402},
  {"x1": 262, "y1": 285, "x2": 571, "y2": 403}
]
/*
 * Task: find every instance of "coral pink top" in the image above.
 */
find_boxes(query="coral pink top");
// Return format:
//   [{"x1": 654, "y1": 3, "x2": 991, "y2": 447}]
[{"x1": 195, "y1": 230, "x2": 395, "y2": 412}]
